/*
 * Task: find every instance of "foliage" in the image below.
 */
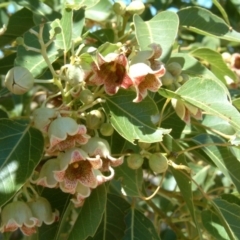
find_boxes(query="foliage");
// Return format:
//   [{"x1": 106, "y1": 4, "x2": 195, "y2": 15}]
[{"x1": 1, "y1": 0, "x2": 240, "y2": 239}]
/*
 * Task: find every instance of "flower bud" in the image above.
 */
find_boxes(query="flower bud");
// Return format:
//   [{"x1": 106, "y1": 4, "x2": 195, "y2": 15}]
[
  {"x1": 54, "y1": 27, "x2": 62, "y2": 34},
  {"x1": 86, "y1": 110, "x2": 105, "y2": 130},
  {"x1": 126, "y1": 1, "x2": 145, "y2": 15},
  {"x1": 5, "y1": 66, "x2": 34, "y2": 95},
  {"x1": 16, "y1": 37, "x2": 24, "y2": 45},
  {"x1": 167, "y1": 62, "x2": 182, "y2": 76},
  {"x1": 100, "y1": 122, "x2": 114, "y2": 136},
  {"x1": 149, "y1": 153, "x2": 168, "y2": 173},
  {"x1": 79, "y1": 89, "x2": 94, "y2": 104},
  {"x1": 113, "y1": 1, "x2": 126, "y2": 15},
  {"x1": 66, "y1": 64, "x2": 84, "y2": 85},
  {"x1": 161, "y1": 71, "x2": 174, "y2": 86},
  {"x1": 138, "y1": 142, "x2": 151, "y2": 149},
  {"x1": 181, "y1": 73, "x2": 189, "y2": 83},
  {"x1": 127, "y1": 154, "x2": 144, "y2": 169}
]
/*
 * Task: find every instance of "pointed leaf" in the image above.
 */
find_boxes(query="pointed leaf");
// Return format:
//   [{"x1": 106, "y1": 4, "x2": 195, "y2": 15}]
[
  {"x1": 122, "y1": 208, "x2": 160, "y2": 240},
  {"x1": 213, "y1": 198, "x2": 240, "y2": 239},
  {"x1": 0, "y1": 119, "x2": 44, "y2": 207},
  {"x1": 50, "y1": 8, "x2": 73, "y2": 52},
  {"x1": 177, "y1": 77, "x2": 240, "y2": 131},
  {"x1": 72, "y1": 8, "x2": 85, "y2": 40},
  {"x1": 190, "y1": 48, "x2": 237, "y2": 83},
  {"x1": 68, "y1": 184, "x2": 107, "y2": 240},
  {"x1": 178, "y1": 6, "x2": 240, "y2": 42},
  {"x1": 103, "y1": 90, "x2": 171, "y2": 144},
  {"x1": 134, "y1": 12, "x2": 179, "y2": 62},
  {"x1": 193, "y1": 134, "x2": 240, "y2": 193},
  {"x1": 115, "y1": 160, "x2": 143, "y2": 197},
  {"x1": 88, "y1": 193, "x2": 130, "y2": 240},
  {"x1": 201, "y1": 210, "x2": 230, "y2": 240}
]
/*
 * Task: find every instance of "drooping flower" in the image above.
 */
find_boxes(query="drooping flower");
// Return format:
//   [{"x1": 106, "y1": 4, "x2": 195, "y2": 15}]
[
  {"x1": 81, "y1": 137, "x2": 123, "y2": 183},
  {"x1": 87, "y1": 52, "x2": 133, "y2": 95},
  {"x1": 0, "y1": 201, "x2": 38, "y2": 236},
  {"x1": 129, "y1": 62, "x2": 166, "y2": 102},
  {"x1": 53, "y1": 148, "x2": 103, "y2": 194},
  {"x1": 46, "y1": 117, "x2": 90, "y2": 154},
  {"x1": 171, "y1": 98, "x2": 202, "y2": 124},
  {"x1": 27, "y1": 197, "x2": 59, "y2": 227},
  {"x1": 30, "y1": 158, "x2": 60, "y2": 188}
]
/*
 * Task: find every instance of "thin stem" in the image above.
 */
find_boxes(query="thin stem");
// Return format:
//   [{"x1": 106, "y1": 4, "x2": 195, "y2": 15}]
[
  {"x1": 158, "y1": 98, "x2": 171, "y2": 127},
  {"x1": 34, "y1": 79, "x2": 54, "y2": 83},
  {"x1": 77, "y1": 98, "x2": 105, "y2": 112}
]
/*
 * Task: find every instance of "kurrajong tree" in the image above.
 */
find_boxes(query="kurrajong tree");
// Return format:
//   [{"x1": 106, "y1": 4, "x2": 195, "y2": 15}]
[{"x1": 1, "y1": 0, "x2": 240, "y2": 239}]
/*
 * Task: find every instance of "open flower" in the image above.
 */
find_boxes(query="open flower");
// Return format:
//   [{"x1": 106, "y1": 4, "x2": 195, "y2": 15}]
[
  {"x1": 0, "y1": 201, "x2": 38, "y2": 236},
  {"x1": 171, "y1": 98, "x2": 202, "y2": 124},
  {"x1": 88, "y1": 52, "x2": 133, "y2": 95},
  {"x1": 53, "y1": 148, "x2": 103, "y2": 194},
  {"x1": 129, "y1": 62, "x2": 166, "y2": 102},
  {"x1": 46, "y1": 117, "x2": 90, "y2": 154},
  {"x1": 27, "y1": 197, "x2": 59, "y2": 227}
]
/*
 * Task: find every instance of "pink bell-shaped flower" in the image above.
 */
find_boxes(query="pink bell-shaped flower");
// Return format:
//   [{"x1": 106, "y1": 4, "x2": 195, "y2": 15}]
[
  {"x1": 27, "y1": 197, "x2": 59, "y2": 227},
  {"x1": 0, "y1": 201, "x2": 38, "y2": 236},
  {"x1": 46, "y1": 117, "x2": 90, "y2": 154}
]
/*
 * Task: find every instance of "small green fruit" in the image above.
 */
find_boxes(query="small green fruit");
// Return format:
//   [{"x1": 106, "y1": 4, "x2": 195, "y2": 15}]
[
  {"x1": 138, "y1": 142, "x2": 151, "y2": 149},
  {"x1": 79, "y1": 89, "x2": 94, "y2": 104},
  {"x1": 161, "y1": 71, "x2": 174, "y2": 86},
  {"x1": 127, "y1": 154, "x2": 144, "y2": 169},
  {"x1": 100, "y1": 123, "x2": 114, "y2": 136},
  {"x1": 167, "y1": 62, "x2": 182, "y2": 76},
  {"x1": 149, "y1": 153, "x2": 168, "y2": 173}
]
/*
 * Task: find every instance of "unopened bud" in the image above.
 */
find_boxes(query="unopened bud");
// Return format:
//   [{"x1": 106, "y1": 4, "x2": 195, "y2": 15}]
[
  {"x1": 86, "y1": 110, "x2": 105, "y2": 129},
  {"x1": 113, "y1": 1, "x2": 126, "y2": 15},
  {"x1": 161, "y1": 71, "x2": 174, "y2": 86},
  {"x1": 149, "y1": 153, "x2": 168, "y2": 173},
  {"x1": 16, "y1": 37, "x2": 24, "y2": 45},
  {"x1": 167, "y1": 62, "x2": 182, "y2": 76},
  {"x1": 126, "y1": 1, "x2": 145, "y2": 15},
  {"x1": 79, "y1": 89, "x2": 94, "y2": 104},
  {"x1": 100, "y1": 123, "x2": 114, "y2": 136},
  {"x1": 127, "y1": 154, "x2": 144, "y2": 169}
]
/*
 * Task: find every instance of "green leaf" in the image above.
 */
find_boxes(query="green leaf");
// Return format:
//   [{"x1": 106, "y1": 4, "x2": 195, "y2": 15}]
[
  {"x1": 190, "y1": 48, "x2": 237, "y2": 84},
  {"x1": 133, "y1": 11, "x2": 179, "y2": 62},
  {"x1": 50, "y1": 8, "x2": 73, "y2": 52},
  {"x1": 193, "y1": 134, "x2": 240, "y2": 193},
  {"x1": 0, "y1": 53, "x2": 16, "y2": 75},
  {"x1": 72, "y1": 8, "x2": 85, "y2": 40},
  {"x1": 65, "y1": 0, "x2": 100, "y2": 10},
  {"x1": 122, "y1": 208, "x2": 160, "y2": 240},
  {"x1": 88, "y1": 193, "x2": 130, "y2": 240},
  {"x1": 0, "y1": 119, "x2": 44, "y2": 207},
  {"x1": 115, "y1": 160, "x2": 143, "y2": 197},
  {"x1": 103, "y1": 89, "x2": 171, "y2": 144},
  {"x1": 178, "y1": 6, "x2": 240, "y2": 42},
  {"x1": 85, "y1": 0, "x2": 112, "y2": 22},
  {"x1": 163, "y1": 135, "x2": 202, "y2": 239},
  {"x1": 201, "y1": 210, "x2": 229, "y2": 240},
  {"x1": 213, "y1": 198, "x2": 240, "y2": 239},
  {"x1": 0, "y1": 8, "x2": 35, "y2": 48},
  {"x1": 15, "y1": 23, "x2": 59, "y2": 77},
  {"x1": 177, "y1": 77, "x2": 240, "y2": 131},
  {"x1": 16, "y1": 0, "x2": 61, "y2": 25},
  {"x1": 68, "y1": 184, "x2": 107, "y2": 240}
]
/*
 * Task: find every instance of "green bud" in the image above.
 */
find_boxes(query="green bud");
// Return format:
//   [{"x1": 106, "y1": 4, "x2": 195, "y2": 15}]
[
  {"x1": 149, "y1": 153, "x2": 168, "y2": 173},
  {"x1": 138, "y1": 142, "x2": 151, "y2": 149},
  {"x1": 113, "y1": 1, "x2": 126, "y2": 15},
  {"x1": 127, "y1": 154, "x2": 144, "y2": 169},
  {"x1": 167, "y1": 62, "x2": 182, "y2": 76},
  {"x1": 181, "y1": 73, "x2": 189, "y2": 83},
  {"x1": 161, "y1": 71, "x2": 174, "y2": 86},
  {"x1": 100, "y1": 122, "x2": 114, "y2": 136},
  {"x1": 54, "y1": 27, "x2": 62, "y2": 35},
  {"x1": 126, "y1": 1, "x2": 145, "y2": 15},
  {"x1": 79, "y1": 89, "x2": 94, "y2": 104},
  {"x1": 16, "y1": 37, "x2": 24, "y2": 45},
  {"x1": 86, "y1": 110, "x2": 105, "y2": 130}
]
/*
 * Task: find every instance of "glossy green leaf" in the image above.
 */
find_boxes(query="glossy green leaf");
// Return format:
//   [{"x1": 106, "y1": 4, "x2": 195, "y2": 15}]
[
  {"x1": 50, "y1": 8, "x2": 73, "y2": 52},
  {"x1": 85, "y1": 0, "x2": 112, "y2": 22},
  {"x1": 115, "y1": 160, "x2": 143, "y2": 197},
  {"x1": 213, "y1": 198, "x2": 240, "y2": 239},
  {"x1": 65, "y1": 0, "x2": 100, "y2": 10},
  {"x1": 88, "y1": 193, "x2": 130, "y2": 240},
  {"x1": 122, "y1": 208, "x2": 160, "y2": 240},
  {"x1": 134, "y1": 11, "x2": 179, "y2": 62},
  {"x1": 178, "y1": 7, "x2": 240, "y2": 42},
  {"x1": 0, "y1": 119, "x2": 44, "y2": 207},
  {"x1": 177, "y1": 77, "x2": 240, "y2": 131},
  {"x1": 193, "y1": 134, "x2": 240, "y2": 193},
  {"x1": 15, "y1": 23, "x2": 59, "y2": 77},
  {"x1": 0, "y1": 8, "x2": 34, "y2": 48},
  {"x1": 103, "y1": 90, "x2": 171, "y2": 144},
  {"x1": 201, "y1": 210, "x2": 229, "y2": 240},
  {"x1": 72, "y1": 8, "x2": 85, "y2": 40},
  {"x1": 68, "y1": 184, "x2": 107, "y2": 240},
  {"x1": 163, "y1": 135, "x2": 202, "y2": 239},
  {"x1": 190, "y1": 48, "x2": 237, "y2": 84},
  {"x1": 16, "y1": 0, "x2": 61, "y2": 24}
]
